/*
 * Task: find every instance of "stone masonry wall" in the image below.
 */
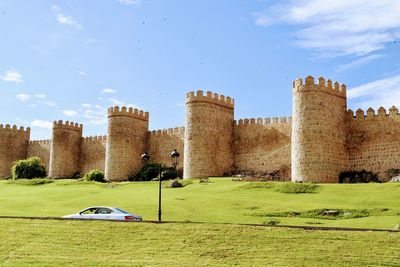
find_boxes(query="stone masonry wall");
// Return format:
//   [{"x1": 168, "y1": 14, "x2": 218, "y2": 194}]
[
  {"x1": 347, "y1": 107, "x2": 400, "y2": 181},
  {"x1": 80, "y1": 135, "x2": 107, "y2": 174},
  {"x1": 292, "y1": 76, "x2": 348, "y2": 183},
  {"x1": 105, "y1": 106, "x2": 149, "y2": 181},
  {"x1": 234, "y1": 117, "x2": 291, "y2": 180},
  {"x1": 27, "y1": 140, "x2": 51, "y2": 173},
  {"x1": 49, "y1": 121, "x2": 83, "y2": 178},
  {"x1": 184, "y1": 91, "x2": 234, "y2": 179},
  {"x1": 0, "y1": 125, "x2": 30, "y2": 178},
  {"x1": 149, "y1": 127, "x2": 185, "y2": 170}
]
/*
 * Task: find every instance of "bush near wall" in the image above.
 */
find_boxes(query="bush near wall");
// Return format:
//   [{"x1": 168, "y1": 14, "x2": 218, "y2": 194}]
[
  {"x1": 12, "y1": 157, "x2": 47, "y2": 180},
  {"x1": 131, "y1": 163, "x2": 177, "y2": 181},
  {"x1": 83, "y1": 169, "x2": 105, "y2": 183}
]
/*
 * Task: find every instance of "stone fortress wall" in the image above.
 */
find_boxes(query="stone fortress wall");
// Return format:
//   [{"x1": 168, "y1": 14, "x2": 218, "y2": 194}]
[
  {"x1": 0, "y1": 125, "x2": 30, "y2": 178},
  {"x1": 27, "y1": 139, "x2": 51, "y2": 173},
  {"x1": 149, "y1": 127, "x2": 185, "y2": 170},
  {"x1": 105, "y1": 106, "x2": 149, "y2": 181},
  {"x1": 81, "y1": 135, "x2": 107, "y2": 174},
  {"x1": 233, "y1": 117, "x2": 292, "y2": 180},
  {"x1": 347, "y1": 107, "x2": 400, "y2": 181},
  {"x1": 49, "y1": 121, "x2": 83, "y2": 178},
  {"x1": 1, "y1": 75, "x2": 399, "y2": 183},
  {"x1": 292, "y1": 76, "x2": 348, "y2": 183},
  {"x1": 184, "y1": 91, "x2": 235, "y2": 179}
]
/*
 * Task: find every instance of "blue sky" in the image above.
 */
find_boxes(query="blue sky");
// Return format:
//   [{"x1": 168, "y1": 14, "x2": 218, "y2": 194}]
[{"x1": 1, "y1": 0, "x2": 400, "y2": 140}]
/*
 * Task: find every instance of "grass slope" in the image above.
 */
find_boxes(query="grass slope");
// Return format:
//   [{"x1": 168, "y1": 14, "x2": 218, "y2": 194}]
[
  {"x1": 0, "y1": 219, "x2": 399, "y2": 266},
  {"x1": 0, "y1": 178, "x2": 399, "y2": 229}
]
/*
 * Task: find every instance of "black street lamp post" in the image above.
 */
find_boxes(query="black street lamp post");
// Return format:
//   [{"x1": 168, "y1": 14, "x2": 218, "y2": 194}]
[{"x1": 141, "y1": 149, "x2": 180, "y2": 222}]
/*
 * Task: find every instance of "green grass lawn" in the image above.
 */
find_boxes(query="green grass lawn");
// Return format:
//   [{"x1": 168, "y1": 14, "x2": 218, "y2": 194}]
[
  {"x1": 0, "y1": 219, "x2": 399, "y2": 266},
  {"x1": 0, "y1": 178, "x2": 399, "y2": 229}
]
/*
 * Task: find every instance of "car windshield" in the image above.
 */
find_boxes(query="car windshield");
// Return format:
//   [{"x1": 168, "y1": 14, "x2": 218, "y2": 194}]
[{"x1": 115, "y1": 208, "x2": 130, "y2": 214}]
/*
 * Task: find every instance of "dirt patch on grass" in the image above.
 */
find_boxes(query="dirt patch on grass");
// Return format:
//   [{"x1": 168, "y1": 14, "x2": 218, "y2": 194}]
[
  {"x1": 249, "y1": 209, "x2": 372, "y2": 220},
  {"x1": 239, "y1": 182, "x2": 319, "y2": 194}
]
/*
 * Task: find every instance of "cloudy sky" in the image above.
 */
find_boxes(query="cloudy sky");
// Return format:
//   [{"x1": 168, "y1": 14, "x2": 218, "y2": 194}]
[{"x1": 1, "y1": 0, "x2": 400, "y2": 139}]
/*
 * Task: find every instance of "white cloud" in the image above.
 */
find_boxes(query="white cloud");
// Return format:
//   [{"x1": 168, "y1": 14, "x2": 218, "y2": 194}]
[
  {"x1": 254, "y1": 0, "x2": 400, "y2": 57},
  {"x1": 52, "y1": 5, "x2": 82, "y2": 30},
  {"x1": 81, "y1": 105, "x2": 108, "y2": 125},
  {"x1": 81, "y1": 103, "x2": 92, "y2": 108},
  {"x1": 78, "y1": 71, "x2": 87, "y2": 76},
  {"x1": 57, "y1": 14, "x2": 82, "y2": 29},
  {"x1": 102, "y1": 88, "x2": 117, "y2": 94},
  {"x1": 34, "y1": 94, "x2": 46, "y2": 98},
  {"x1": 16, "y1": 94, "x2": 31, "y2": 102},
  {"x1": 335, "y1": 54, "x2": 385, "y2": 72},
  {"x1": 31, "y1": 119, "x2": 53, "y2": 129},
  {"x1": 348, "y1": 74, "x2": 400, "y2": 109},
  {"x1": 118, "y1": 0, "x2": 142, "y2": 5},
  {"x1": 0, "y1": 69, "x2": 23, "y2": 83},
  {"x1": 62, "y1": 110, "x2": 78, "y2": 117}
]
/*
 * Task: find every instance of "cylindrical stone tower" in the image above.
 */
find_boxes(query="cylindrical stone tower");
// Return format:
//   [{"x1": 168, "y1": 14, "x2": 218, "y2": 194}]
[
  {"x1": 105, "y1": 106, "x2": 149, "y2": 182},
  {"x1": 292, "y1": 76, "x2": 348, "y2": 183},
  {"x1": 49, "y1": 120, "x2": 83, "y2": 178},
  {"x1": 184, "y1": 90, "x2": 234, "y2": 179},
  {"x1": 0, "y1": 124, "x2": 30, "y2": 178}
]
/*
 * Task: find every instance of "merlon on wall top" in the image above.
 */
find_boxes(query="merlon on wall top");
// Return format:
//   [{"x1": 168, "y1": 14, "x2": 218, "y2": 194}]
[
  {"x1": 107, "y1": 106, "x2": 149, "y2": 121},
  {"x1": 186, "y1": 90, "x2": 234, "y2": 109}
]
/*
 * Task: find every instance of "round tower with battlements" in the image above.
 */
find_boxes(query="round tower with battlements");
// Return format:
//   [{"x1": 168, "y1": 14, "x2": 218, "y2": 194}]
[
  {"x1": 105, "y1": 106, "x2": 149, "y2": 181},
  {"x1": 184, "y1": 90, "x2": 234, "y2": 179},
  {"x1": 0, "y1": 124, "x2": 30, "y2": 178},
  {"x1": 49, "y1": 121, "x2": 83, "y2": 178},
  {"x1": 292, "y1": 76, "x2": 348, "y2": 183}
]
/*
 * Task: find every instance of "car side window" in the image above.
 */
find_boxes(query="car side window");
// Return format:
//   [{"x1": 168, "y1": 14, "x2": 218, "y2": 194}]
[
  {"x1": 81, "y1": 208, "x2": 97, "y2": 215},
  {"x1": 95, "y1": 208, "x2": 113, "y2": 214}
]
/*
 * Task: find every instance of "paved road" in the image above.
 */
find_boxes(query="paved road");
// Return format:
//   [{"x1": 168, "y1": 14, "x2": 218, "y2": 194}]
[{"x1": 0, "y1": 215, "x2": 398, "y2": 233}]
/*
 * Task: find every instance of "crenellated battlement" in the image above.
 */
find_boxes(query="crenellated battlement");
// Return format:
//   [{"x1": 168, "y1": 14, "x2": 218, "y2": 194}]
[
  {"x1": 0, "y1": 124, "x2": 31, "y2": 135},
  {"x1": 107, "y1": 106, "x2": 149, "y2": 121},
  {"x1": 53, "y1": 120, "x2": 83, "y2": 132},
  {"x1": 82, "y1": 135, "x2": 107, "y2": 143},
  {"x1": 29, "y1": 139, "x2": 51, "y2": 145},
  {"x1": 348, "y1": 106, "x2": 399, "y2": 121},
  {"x1": 293, "y1": 75, "x2": 346, "y2": 98},
  {"x1": 150, "y1": 127, "x2": 185, "y2": 137},
  {"x1": 234, "y1": 116, "x2": 292, "y2": 126},
  {"x1": 186, "y1": 90, "x2": 234, "y2": 109}
]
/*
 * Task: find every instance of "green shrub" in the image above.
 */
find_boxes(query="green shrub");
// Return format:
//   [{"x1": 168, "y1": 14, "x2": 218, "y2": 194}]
[
  {"x1": 162, "y1": 167, "x2": 178, "y2": 180},
  {"x1": 274, "y1": 183, "x2": 319, "y2": 194},
  {"x1": 83, "y1": 169, "x2": 105, "y2": 183},
  {"x1": 131, "y1": 163, "x2": 177, "y2": 181},
  {"x1": 12, "y1": 157, "x2": 47, "y2": 180}
]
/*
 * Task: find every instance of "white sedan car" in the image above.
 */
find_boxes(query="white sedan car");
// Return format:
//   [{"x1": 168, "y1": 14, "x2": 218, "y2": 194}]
[{"x1": 63, "y1": 207, "x2": 142, "y2": 221}]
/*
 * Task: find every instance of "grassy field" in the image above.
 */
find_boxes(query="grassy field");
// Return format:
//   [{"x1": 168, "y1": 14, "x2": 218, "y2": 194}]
[
  {"x1": 0, "y1": 178, "x2": 399, "y2": 229},
  {"x1": 0, "y1": 219, "x2": 399, "y2": 266}
]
